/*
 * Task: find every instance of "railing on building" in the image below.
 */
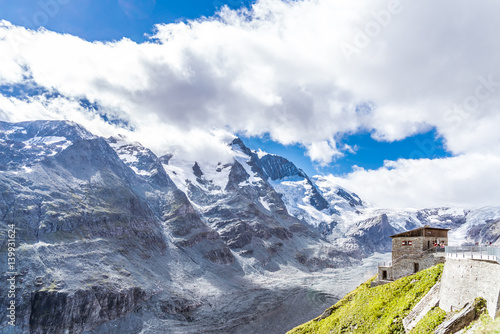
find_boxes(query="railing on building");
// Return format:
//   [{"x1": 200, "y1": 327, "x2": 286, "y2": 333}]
[
  {"x1": 445, "y1": 246, "x2": 500, "y2": 263},
  {"x1": 424, "y1": 245, "x2": 446, "y2": 254},
  {"x1": 378, "y1": 261, "x2": 392, "y2": 267}
]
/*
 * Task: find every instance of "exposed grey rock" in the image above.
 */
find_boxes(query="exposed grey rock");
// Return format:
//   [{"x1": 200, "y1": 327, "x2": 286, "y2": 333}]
[
  {"x1": 192, "y1": 162, "x2": 203, "y2": 179},
  {"x1": 317, "y1": 221, "x2": 338, "y2": 237},
  {"x1": 159, "y1": 154, "x2": 173, "y2": 165},
  {"x1": 435, "y1": 300, "x2": 483, "y2": 334},
  {"x1": 1, "y1": 121, "x2": 498, "y2": 334},
  {"x1": 336, "y1": 188, "x2": 363, "y2": 208},
  {"x1": 346, "y1": 214, "x2": 397, "y2": 254},
  {"x1": 156, "y1": 138, "x2": 358, "y2": 273},
  {"x1": 252, "y1": 149, "x2": 329, "y2": 211},
  {"x1": 259, "y1": 154, "x2": 304, "y2": 181},
  {"x1": 29, "y1": 287, "x2": 149, "y2": 334},
  {"x1": 105, "y1": 136, "x2": 235, "y2": 266},
  {"x1": 224, "y1": 161, "x2": 250, "y2": 191},
  {"x1": 468, "y1": 218, "x2": 500, "y2": 245},
  {"x1": 0, "y1": 121, "x2": 237, "y2": 333}
]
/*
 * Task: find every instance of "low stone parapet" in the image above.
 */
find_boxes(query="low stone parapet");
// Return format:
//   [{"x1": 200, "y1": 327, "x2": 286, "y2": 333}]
[{"x1": 403, "y1": 281, "x2": 441, "y2": 332}]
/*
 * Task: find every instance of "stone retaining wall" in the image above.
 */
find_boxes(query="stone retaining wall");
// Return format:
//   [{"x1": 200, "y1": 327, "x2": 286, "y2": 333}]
[{"x1": 439, "y1": 258, "x2": 500, "y2": 319}]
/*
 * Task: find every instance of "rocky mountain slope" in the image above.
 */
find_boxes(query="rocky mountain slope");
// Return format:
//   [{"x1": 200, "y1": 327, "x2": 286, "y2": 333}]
[
  {"x1": 0, "y1": 120, "x2": 498, "y2": 333},
  {"x1": 0, "y1": 121, "x2": 240, "y2": 333}
]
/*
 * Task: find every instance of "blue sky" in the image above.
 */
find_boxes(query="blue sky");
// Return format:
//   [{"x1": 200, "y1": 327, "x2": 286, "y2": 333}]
[
  {"x1": 0, "y1": 0, "x2": 253, "y2": 42},
  {"x1": 1, "y1": 0, "x2": 499, "y2": 208},
  {"x1": 241, "y1": 129, "x2": 451, "y2": 177}
]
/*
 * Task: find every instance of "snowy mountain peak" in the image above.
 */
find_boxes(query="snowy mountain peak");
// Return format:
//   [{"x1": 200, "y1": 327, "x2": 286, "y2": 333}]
[
  {"x1": 258, "y1": 154, "x2": 305, "y2": 181},
  {"x1": 0, "y1": 120, "x2": 95, "y2": 142},
  {"x1": 106, "y1": 135, "x2": 177, "y2": 189},
  {"x1": 0, "y1": 120, "x2": 97, "y2": 170},
  {"x1": 224, "y1": 137, "x2": 366, "y2": 229},
  {"x1": 230, "y1": 137, "x2": 253, "y2": 156},
  {"x1": 336, "y1": 187, "x2": 363, "y2": 207}
]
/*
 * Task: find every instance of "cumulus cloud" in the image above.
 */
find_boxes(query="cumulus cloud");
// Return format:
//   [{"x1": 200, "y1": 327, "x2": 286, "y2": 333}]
[
  {"x1": 306, "y1": 140, "x2": 343, "y2": 166},
  {"x1": 0, "y1": 0, "x2": 499, "y2": 207},
  {"x1": 323, "y1": 154, "x2": 500, "y2": 209}
]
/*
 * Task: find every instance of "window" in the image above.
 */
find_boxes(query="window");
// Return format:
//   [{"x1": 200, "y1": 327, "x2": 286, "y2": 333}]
[
  {"x1": 414, "y1": 263, "x2": 419, "y2": 273},
  {"x1": 382, "y1": 270, "x2": 387, "y2": 280}
]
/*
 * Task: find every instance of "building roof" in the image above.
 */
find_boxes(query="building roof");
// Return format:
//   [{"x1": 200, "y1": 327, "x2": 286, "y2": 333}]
[{"x1": 389, "y1": 226, "x2": 450, "y2": 238}]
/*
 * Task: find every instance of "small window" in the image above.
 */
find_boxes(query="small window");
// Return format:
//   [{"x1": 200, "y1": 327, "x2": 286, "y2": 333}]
[
  {"x1": 408, "y1": 241, "x2": 412, "y2": 245},
  {"x1": 402, "y1": 241, "x2": 407, "y2": 246}
]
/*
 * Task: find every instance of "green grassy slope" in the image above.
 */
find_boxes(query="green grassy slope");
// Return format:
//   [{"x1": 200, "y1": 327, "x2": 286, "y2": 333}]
[
  {"x1": 464, "y1": 307, "x2": 500, "y2": 334},
  {"x1": 287, "y1": 264, "x2": 444, "y2": 334},
  {"x1": 408, "y1": 306, "x2": 446, "y2": 334}
]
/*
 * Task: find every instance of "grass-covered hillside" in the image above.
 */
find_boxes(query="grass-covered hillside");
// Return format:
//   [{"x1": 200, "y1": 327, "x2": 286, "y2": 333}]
[{"x1": 287, "y1": 264, "x2": 444, "y2": 334}]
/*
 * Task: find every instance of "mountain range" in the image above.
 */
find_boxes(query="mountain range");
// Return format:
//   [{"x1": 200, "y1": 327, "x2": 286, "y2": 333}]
[{"x1": 0, "y1": 120, "x2": 498, "y2": 333}]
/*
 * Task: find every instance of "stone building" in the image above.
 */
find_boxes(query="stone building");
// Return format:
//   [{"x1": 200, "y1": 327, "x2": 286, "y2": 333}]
[{"x1": 374, "y1": 225, "x2": 449, "y2": 286}]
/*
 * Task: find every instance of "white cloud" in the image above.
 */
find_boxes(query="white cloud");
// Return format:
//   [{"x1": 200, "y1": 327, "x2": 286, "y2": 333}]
[
  {"x1": 0, "y1": 94, "x2": 236, "y2": 163},
  {"x1": 306, "y1": 140, "x2": 343, "y2": 166},
  {"x1": 0, "y1": 94, "x2": 122, "y2": 138},
  {"x1": 1, "y1": 1, "x2": 500, "y2": 207},
  {"x1": 324, "y1": 154, "x2": 500, "y2": 209}
]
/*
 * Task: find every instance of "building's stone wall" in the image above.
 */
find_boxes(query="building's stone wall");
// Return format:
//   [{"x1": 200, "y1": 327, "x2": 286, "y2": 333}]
[
  {"x1": 392, "y1": 236, "x2": 421, "y2": 262},
  {"x1": 439, "y1": 258, "x2": 500, "y2": 319},
  {"x1": 392, "y1": 236, "x2": 447, "y2": 262},
  {"x1": 392, "y1": 255, "x2": 445, "y2": 281},
  {"x1": 375, "y1": 227, "x2": 448, "y2": 284},
  {"x1": 378, "y1": 265, "x2": 392, "y2": 282}
]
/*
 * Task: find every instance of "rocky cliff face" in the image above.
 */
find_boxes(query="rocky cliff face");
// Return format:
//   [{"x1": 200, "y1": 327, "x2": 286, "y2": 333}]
[
  {"x1": 345, "y1": 214, "x2": 397, "y2": 254},
  {"x1": 106, "y1": 135, "x2": 234, "y2": 265},
  {"x1": 0, "y1": 121, "x2": 499, "y2": 333},
  {"x1": 0, "y1": 121, "x2": 237, "y2": 333},
  {"x1": 162, "y1": 138, "x2": 354, "y2": 273}
]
